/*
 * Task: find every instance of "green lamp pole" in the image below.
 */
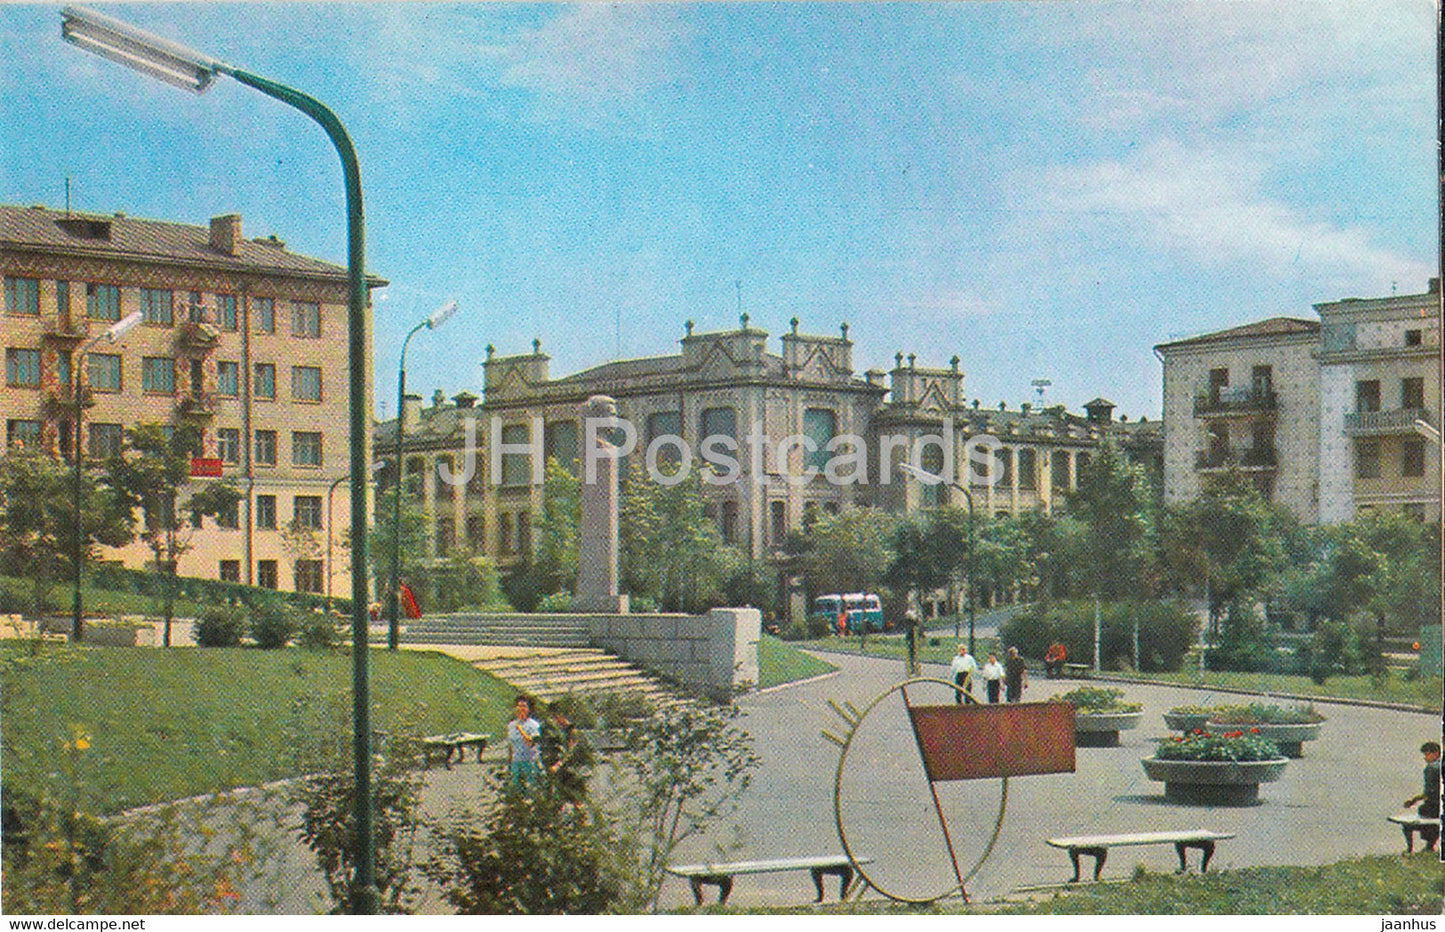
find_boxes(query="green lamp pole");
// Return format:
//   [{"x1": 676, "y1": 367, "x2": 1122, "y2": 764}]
[{"x1": 61, "y1": 6, "x2": 380, "y2": 912}]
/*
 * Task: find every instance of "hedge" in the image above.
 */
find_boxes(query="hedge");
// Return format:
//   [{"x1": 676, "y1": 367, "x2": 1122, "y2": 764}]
[{"x1": 1001, "y1": 600, "x2": 1199, "y2": 673}]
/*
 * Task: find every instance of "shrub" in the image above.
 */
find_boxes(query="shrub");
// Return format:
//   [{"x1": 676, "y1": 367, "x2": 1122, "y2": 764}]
[
  {"x1": 193, "y1": 607, "x2": 245, "y2": 648},
  {"x1": 588, "y1": 692, "x2": 655, "y2": 727},
  {"x1": 297, "y1": 613, "x2": 340, "y2": 649},
  {"x1": 1207, "y1": 703, "x2": 1324, "y2": 725},
  {"x1": 1051, "y1": 686, "x2": 1141, "y2": 714},
  {"x1": 1298, "y1": 620, "x2": 1363, "y2": 683},
  {"x1": 1001, "y1": 600, "x2": 1198, "y2": 672},
  {"x1": 248, "y1": 603, "x2": 297, "y2": 650},
  {"x1": 535, "y1": 591, "x2": 573, "y2": 613},
  {"x1": 1153, "y1": 729, "x2": 1284, "y2": 762}
]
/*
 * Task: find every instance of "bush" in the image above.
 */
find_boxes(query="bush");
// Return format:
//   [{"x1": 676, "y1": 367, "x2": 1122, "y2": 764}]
[
  {"x1": 193, "y1": 607, "x2": 245, "y2": 648},
  {"x1": 296, "y1": 613, "x2": 340, "y2": 649},
  {"x1": 535, "y1": 591, "x2": 573, "y2": 613},
  {"x1": 248, "y1": 602, "x2": 297, "y2": 650},
  {"x1": 1052, "y1": 686, "x2": 1141, "y2": 713},
  {"x1": 1001, "y1": 600, "x2": 1199, "y2": 672}
]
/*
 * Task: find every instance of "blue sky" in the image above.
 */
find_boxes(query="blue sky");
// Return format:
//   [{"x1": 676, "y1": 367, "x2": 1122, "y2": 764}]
[{"x1": 2, "y1": 2, "x2": 1436, "y2": 419}]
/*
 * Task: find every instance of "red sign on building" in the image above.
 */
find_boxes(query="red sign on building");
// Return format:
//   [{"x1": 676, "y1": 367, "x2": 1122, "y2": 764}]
[{"x1": 189, "y1": 457, "x2": 223, "y2": 478}]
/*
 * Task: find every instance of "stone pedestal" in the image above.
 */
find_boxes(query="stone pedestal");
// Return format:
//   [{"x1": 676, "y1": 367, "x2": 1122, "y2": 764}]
[{"x1": 573, "y1": 395, "x2": 628, "y2": 614}]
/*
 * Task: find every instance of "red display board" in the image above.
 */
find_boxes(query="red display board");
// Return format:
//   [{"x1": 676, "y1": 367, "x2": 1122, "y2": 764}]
[
  {"x1": 907, "y1": 701, "x2": 1076, "y2": 782},
  {"x1": 189, "y1": 457, "x2": 223, "y2": 477}
]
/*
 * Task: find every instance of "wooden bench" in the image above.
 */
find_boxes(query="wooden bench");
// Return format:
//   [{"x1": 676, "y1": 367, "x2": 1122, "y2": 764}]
[
  {"x1": 1060, "y1": 662, "x2": 1090, "y2": 678},
  {"x1": 1389, "y1": 812, "x2": 1440, "y2": 853},
  {"x1": 418, "y1": 732, "x2": 489, "y2": 770},
  {"x1": 1047, "y1": 830, "x2": 1235, "y2": 882},
  {"x1": 666, "y1": 854, "x2": 872, "y2": 905}
]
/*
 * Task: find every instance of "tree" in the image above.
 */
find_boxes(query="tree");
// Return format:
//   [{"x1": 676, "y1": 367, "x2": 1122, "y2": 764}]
[
  {"x1": 795, "y1": 506, "x2": 898, "y2": 603},
  {"x1": 0, "y1": 450, "x2": 133, "y2": 622},
  {"x1": 1065, "y1": 439, "x2": 1160, "y2": 601},
  {"x1": 366, "y1": 488, "x2": 430, "y2": 611},
  {"x1": 970, "y1": 514, "x2": 1034, "y2": 607},
  {"x1": 524, "y1": 457, "x2": 581, "y2": 602},
  {"x1": 105, "y1": 424, "x2": 239, "y2": 646},
  {"x1": 619, "y1": 464, "x2": 743, "y2": 613}
]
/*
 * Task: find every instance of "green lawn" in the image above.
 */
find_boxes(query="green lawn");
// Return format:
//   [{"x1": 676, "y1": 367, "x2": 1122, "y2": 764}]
[
  {"x1": 0, "y1": 574, "x2": 209, "y2": 622},
  {"x1": 756, "y1": 634, "x2": 838, "y2": 690},
  {"x1": 700, "y1": 852, "x2": 1442, "y2": 915},
  {"x1": 0, "y1": 644, "x2": 517, "y2": 814}
]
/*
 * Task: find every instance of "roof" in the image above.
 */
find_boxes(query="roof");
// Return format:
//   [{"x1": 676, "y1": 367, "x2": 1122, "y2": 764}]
[
  {"x1": 1154, "y1": 317, "x2": 1319, "y2": 351},
  {"x1": 550, "y1": 348, "x2": 791, "y2": 385},
  {"x1": 0, "y1": 204, "x2": 381, "y2": 283}
]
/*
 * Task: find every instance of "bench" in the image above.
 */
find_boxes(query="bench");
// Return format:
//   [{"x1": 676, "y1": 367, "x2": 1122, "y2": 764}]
[
  {"x1": 418, "y1": 732, "x2": 489, "y2": 770},
  {"x1": 1389, "y1": 812, "x2": 1440, "y2": 853},
  {"x1": 1046, "y1": 830, "x2": 1235, "y2": 882},
  {"x1": 666, "y1": 854, "x2": 873, "y2": 905},
  {"x1": 1060, "y1": 662, "x2": 1090, "y2": 678}
]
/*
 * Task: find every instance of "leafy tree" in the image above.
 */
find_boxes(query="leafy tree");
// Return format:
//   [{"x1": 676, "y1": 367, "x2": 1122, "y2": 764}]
[
  {"x1": 0, "y1": 450, "x2": 133, "y2": 626},
  {"x1": 1065, "y1": 439, "x2": 1160, "y2": 601},
  {"x1": 104, "y1": 424, "x2": 239, "y2": 646},
  {"x1": 619, "y1": 464, "x2": 743, "y2": 613},
  {"x1": 970, "y1": 514, "x2": 1035, "y2": 606},
  {"x1": 795, "y1": 506, "x2": 898, "y2": 603},
  {"x1": 366, "y1": 488, "x2": 430, "y2": 612}
]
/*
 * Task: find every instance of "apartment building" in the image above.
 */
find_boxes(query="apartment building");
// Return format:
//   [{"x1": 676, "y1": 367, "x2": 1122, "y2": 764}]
[
  {"x1": 1155, "y1": 278, "x2": 1441, "y2": 524},
  {"x1": 1, "y1": 205, "x2": 381, "y2": 594},
  {"x1": 375, "y1": 316, "x2": 1160, "y2": 569}
]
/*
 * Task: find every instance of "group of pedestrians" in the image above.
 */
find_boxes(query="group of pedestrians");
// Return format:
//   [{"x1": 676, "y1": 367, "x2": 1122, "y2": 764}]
[
  {"x1": 949, "y1": 644, "x2": 1028, "y2": 704},
  {"x1": 505, "y1": 694, "x2": 592, "y2": 801}
]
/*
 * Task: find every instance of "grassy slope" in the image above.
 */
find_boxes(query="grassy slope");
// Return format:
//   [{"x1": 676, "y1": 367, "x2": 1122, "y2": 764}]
[
  {"x1": 755, "y1": 634, "x2": 838, "y2": 690},
  {"x1": 0, "y1": 644, "x2": 516, "y2": 814}
]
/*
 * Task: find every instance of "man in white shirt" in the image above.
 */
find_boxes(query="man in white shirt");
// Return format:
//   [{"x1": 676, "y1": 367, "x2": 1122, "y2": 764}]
[{"x1": 949, "y1": 644, "x2": 978, "y2": 704}]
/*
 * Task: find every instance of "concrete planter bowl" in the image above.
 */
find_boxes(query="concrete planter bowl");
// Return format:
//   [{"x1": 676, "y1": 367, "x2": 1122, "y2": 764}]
[
  {"x1": 1205, "y1": 721, "x2": 1322, "y2": 758},
  {"x1": 1141, "y1": 757, "x2": 1289, "y2": 805},
  {"x1": 1162, "y1": 711, "x2": 1211, "y2": 733},
  {"x1": 1074, "y1": 711, "x2": 1143, "y2": 747}
]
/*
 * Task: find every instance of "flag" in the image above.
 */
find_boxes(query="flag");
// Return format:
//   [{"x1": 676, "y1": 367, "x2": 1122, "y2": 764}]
[{"x1": 399, "y1": 582, "x2": 422, "y2": 619}]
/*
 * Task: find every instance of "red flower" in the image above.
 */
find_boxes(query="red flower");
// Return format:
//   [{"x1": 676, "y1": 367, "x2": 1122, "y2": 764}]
[
  {"x1": 1250, "y1": 727, "x2": 1260, "y2": 734},
  {"x1": 1192, "y1": 729, "x2": 1203, "y2": 736}
]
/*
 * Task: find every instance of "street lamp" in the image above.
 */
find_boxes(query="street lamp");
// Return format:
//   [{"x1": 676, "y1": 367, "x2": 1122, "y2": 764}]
[
  {"x1": 70, "y1": 310, "x2": 141, "y2": 643},
  {"x1": 387, "y1": 300, "x2": 458, "y2": 650},
  {"x1": 898, "y1": 460, "x2": 977, "y2": 656},
  {"x1": 61, "y1": 6, "x2": 380, "y2": 912}
]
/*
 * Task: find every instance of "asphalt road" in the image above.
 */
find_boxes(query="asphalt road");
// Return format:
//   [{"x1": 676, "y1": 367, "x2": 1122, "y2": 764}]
[{"x1": 656, "y1": 649, "x2": 1438, "y2": 909}]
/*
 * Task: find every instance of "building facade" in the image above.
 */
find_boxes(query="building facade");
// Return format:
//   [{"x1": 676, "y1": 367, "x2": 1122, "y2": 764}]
[
  {"x1": 1, "y1": 205, "x2": 381, "y2": 595},
  {"x1": 1156, "y1": 278, "x2": 1441, "y2": 524},
  {"x1": 375, "y1": 316, "x2": 1161, "y2": 570}
]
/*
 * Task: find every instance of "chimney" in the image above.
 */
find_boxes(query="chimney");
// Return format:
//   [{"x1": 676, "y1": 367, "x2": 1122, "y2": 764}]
[
  {"x1": 453, "y1": 391, "x2": 478, "y2": 409},
  {"x1": 401, "y1": 393, "x2": 422, "y2": 432},
  {"x1": 1429, "y1": 277, "x2": 1440, "y2": 294},
  {"x1": 209, "y1": 214, "x2": 242, "y2": 256}
]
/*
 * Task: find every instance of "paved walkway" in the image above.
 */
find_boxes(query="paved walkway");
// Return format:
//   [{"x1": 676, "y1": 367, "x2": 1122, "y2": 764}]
[{"x1": 653, "y1": 649, "x2": 1436, "y2": 908}]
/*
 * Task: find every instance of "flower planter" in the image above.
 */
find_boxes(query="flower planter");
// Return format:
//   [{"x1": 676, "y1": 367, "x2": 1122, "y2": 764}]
[
  {"x1": 1162, "y1": 711, "x2": 1211, "y2": 733},
  {"x1": 1205, "y1": 721, "x2": 1321, "y2": 758},
  {"x1": 1140, "y1": 757, "x2": 1288, "y2": 805},
  {"x1": 1074, "y1": 711, "x2": 1143, "y2": 747}
]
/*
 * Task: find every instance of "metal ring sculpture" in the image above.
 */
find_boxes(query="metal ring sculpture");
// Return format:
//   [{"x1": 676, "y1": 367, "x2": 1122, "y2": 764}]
[{"x1": 826, "y1": 677, "x2": 1009, "y2": 905}]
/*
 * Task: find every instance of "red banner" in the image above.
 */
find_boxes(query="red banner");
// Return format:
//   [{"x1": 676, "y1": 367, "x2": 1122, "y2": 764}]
[
  {"x1": 189, "y1": 457, "x2": 223, "y2": 477},
  {"x1": 907, "y1": 701, "x2": 1076, "y2": 781}
]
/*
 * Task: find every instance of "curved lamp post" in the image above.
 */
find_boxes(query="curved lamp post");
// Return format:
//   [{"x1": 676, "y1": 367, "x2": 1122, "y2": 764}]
[
  {"x1": 61, "y1": 6, "x2": 380, "y2": 912},
  {"x1": 388, "y1": 300, "x2": 458, "y2": 650},
  {"x1": 70, "y1": 310, "x2": 142, "y2": 643},
  {"x1": 898, "y1": 460, "x2": 977, "y2": 656}
]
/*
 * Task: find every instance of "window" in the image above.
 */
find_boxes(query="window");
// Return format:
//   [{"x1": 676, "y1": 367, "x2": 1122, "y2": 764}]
[
  {"x1": 6, "y1": 348, "x2": 40, "y2": 387},
  {"x1": 254, "y1": 297, "x2": 275, "y2": 333},
  {"x1": 1355, "y1": 439, "x2": 1381, "y2": 479},
  {"x1": 517, "y1": 511, "x2": 531, "y2": 555},
  {"x1": 55, "y1": 281, "x2": 70, "y2": 324},
  {"x1": 6, "y1": 419, "x2": 41, "y2": 449},
  {"x1": 700, "y1": 406, "x2": 737, "y2": 444},
  {"x1": 254, "y1": 363, "x2": 276, "y2": 399},
  {"x1": 1017, "y1": 448, "x2": 1038, "y2": 490},
  {"x1": 257, "y1": 560, "x2": 278, "y2": 589},
  {"x1": 216, "y1": 427, "x2": 241, "y2": 465},
  {"x1": 217, "y1": 294, "x2": 238, "y2": 331},
  {"x1": 254, "y1": 430, "x2": 277, "y2": 466},
  {"x1": 141, "y1": 357, "x2": 175, "y2": 394},
  {"x1": 219, "y1": 560, "x2": 241, "y2": 583},
  {"x1": 466, "y1": 513, "x2": 485, "y2": 549},
  {"x1": 436, "y1": 516, "x2": 455, "y2": 556},
  {"x1": 187, "y1": 293, "x2": 205, "y2": 322},
  {"x1": 293, "y1": 495, "x2": 323, "y2": 530},
  {"x1": 89, "y1": 423, "x2": 124, "y2": 459},
  {"x1": 803, "y1": 408, "x2": 837, "y2": 472},
  {"x1": 4, "y1": 277, "x2": 38, "y2": 316},
  {"x1": 1355, "y1": 380, "x2": 1381, "y2": 413},
  {"x1": 1051, "y1": 449, "x2": 1071, "y2": 490},
  {"x1": 1207, "y1": 367, "x2": 1229, "y2": 404},
  {"x1": 291, "y1": 301, "x2": 321, "y2": 338},
  {"x1": 56, "y1": 351, "x2": 70, "y2": 390},
  {"x1": 500, "y1": 423, "x2": 531, "y2": 486},
  {"x1": 645, "y1": 411, "x2": 682, "y2": 467},
  {"x1": 217, "y1": 361, "x2": 239, "y2": 396},
  {"x1": 140, "y1": 288, "x2": 173, "y2": 325},
  {"x1": 720, "y1": 500, "x2": 739, "y2": 542},
  {"x1": 1406, "y1": 329, "x2": 1422, "y2": 347},
  {"x1": 499, "y1": 513, "x2": 514, "y2": 554},
  {"x1": 86, "y1": 283, "x2": 120, "y2": 321},
  {"x1": 1250, "y1": 365, "x2": 1273, "y2": 398},
  {"x1": 256, "y1": 495, "x2": 277, "y2": 530},
  {"x1": 1402, "y1": 439, "x2": 1426, "y2": 478},
  {"x1": 545, "y1": 420, "x2": 579, "y2": 471},
  {"x1": 1403, "y1": 377, "x2": 1425, "y2": 411},
  {"x1": 294, "y1": 560, "x2": 324, "y2": 594},
  {"x1": 87, "y1": 353, "x2": 122, "y2": 392},
  {"x1": 189, "y1": 359, "x2": 204, "y2": 397},
  {"x1": 291, "y1": 366, "x2": 322, "y2": 402},
  {"x1": 993, "y1": 447, "x2": 1013, "y2": 488},
  {"x1": 215, "y1": 497, "x2": 239, "y2": 529},
  {"x1": 292, "y1": 431, "x2": 322, "y2": 467},
  {"x1": 920, "y1": 443, "x2": 944, "y2": 507},
  {"x1": 770, "y1": 500, "x2": 787, "y2": 545}
]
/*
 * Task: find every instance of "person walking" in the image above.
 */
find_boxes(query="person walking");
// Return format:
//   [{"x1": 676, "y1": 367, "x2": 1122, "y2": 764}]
[
  {"x1": 980, "y1": 653, "x2": 1005, "y2": 704},
  {"x1": 904, "y1": 610, "x2": 922, "y2": 677},
  {"x1": 949, "y1": 644, "x2": 978, "y2": 703},
  {"x1": 506, "y1": 694, "x2": 542, "y2": 791},
  {"x1": 1004, "y1": 646, "x2": 1027, "y2": 703}
]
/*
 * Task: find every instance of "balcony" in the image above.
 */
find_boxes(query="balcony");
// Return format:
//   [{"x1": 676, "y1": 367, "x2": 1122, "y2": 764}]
[
  {"x1": 176, "y1": 393, "x2": 216, "y2": 419},
  {"x1": 1195, "y1": 446, "x2": 1277, "y2": 471},
  {"x1": 175, "y1": 321, "x2": 221, "y2": 353},
  {"x1": 1343, "y1": 408, "x2": 1432, "y2": 437},
  {"x1": 1193, "y1": 388, "x2": 1278, "y2": 417},
  {"x1": 41, "y1": 317, "x2": 86, "y2": 343},
  {"x1": 42, "y1": 385, "x2": 94, "y2": 415}
]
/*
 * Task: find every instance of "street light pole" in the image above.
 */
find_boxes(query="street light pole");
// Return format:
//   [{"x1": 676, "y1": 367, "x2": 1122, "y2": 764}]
[
  {"x1": 388, "y1": 301, "x2": 458, "y2": 650},
  {"x1": 898, "y1": 461, "x2": 977, "y2": 656},
  {"x1": 70, "y1": 310, "x2": 141, "y2": 643},
  {"x1": 61, "y1": 6, "x2": 380, "y2": 911}
]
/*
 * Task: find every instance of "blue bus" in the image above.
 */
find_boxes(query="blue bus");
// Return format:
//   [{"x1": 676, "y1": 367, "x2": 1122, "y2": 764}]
[{"x1": 811, "y1": 592, "x2": 886, "y2": 635}]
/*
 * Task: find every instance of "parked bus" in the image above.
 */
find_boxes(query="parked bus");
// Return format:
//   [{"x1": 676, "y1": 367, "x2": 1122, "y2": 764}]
[{"x1": 810, "y1": 592, "x2": 886, "y2": 635}]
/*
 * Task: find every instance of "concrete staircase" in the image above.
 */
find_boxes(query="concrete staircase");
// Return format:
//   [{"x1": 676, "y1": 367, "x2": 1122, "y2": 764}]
[
  {"x1": 470, "y1": 647, "x2": 680, "y2": 706},
  {"x1": 403, "y1": 614, "x2": 591, "y2": 649}
]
